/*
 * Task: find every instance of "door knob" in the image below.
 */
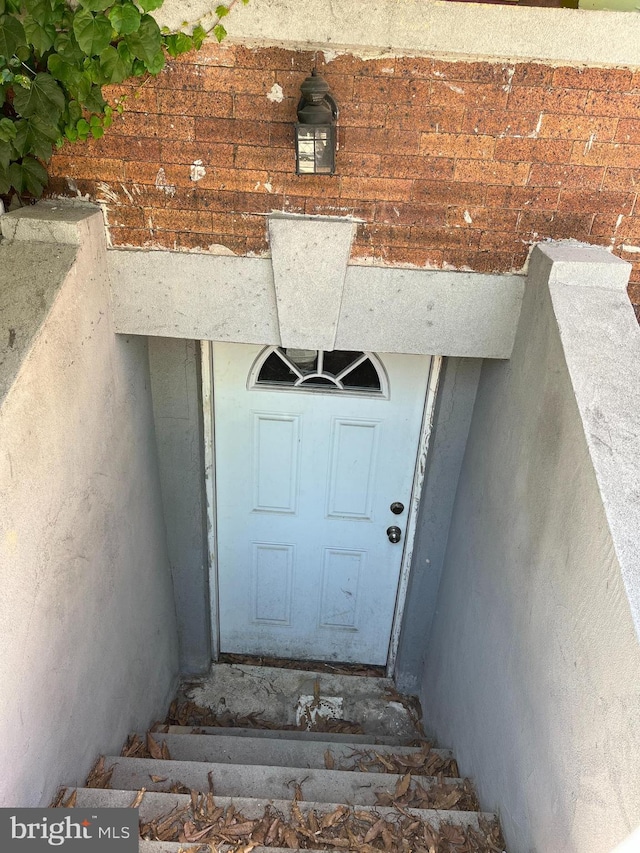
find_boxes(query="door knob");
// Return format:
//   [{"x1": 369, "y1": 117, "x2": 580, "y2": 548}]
[
  {"x1": 387, "y1": 525, "x2": 402, "y2": 544},
  {"x1": 390, "y1": 502, "x2": 405, "y2": 515}
]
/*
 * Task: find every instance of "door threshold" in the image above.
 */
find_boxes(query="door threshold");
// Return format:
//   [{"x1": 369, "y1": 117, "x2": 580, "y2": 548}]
[{"x1": 218, "y1": 653, "x2": 386, "y2": 679}]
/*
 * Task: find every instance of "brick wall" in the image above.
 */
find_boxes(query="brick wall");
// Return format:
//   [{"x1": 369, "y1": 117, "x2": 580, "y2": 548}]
[{"x1": 48, "y1": 44, "x2": 640, "y2": 314}]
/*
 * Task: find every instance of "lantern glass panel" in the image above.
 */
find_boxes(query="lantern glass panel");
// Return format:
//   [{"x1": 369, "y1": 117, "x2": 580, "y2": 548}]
[{"x1": 296, "y1": 125, "x2": 335, "y2": 174}]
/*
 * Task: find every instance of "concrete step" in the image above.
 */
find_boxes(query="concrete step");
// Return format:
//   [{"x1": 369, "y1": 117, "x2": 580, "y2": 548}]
[
  {"x1": 183, "y1": 664, "x2": 419, "y2": 738},
  {"x1": 143, "y1": 731, "x2": 453, "y2": 771},
  {"x1": 163, "y1": 724, "x2": 410, "y2": 746},
  {"x1": 103, "y1": 756, "x2": 465, "y2": 807},
  {"x1": 72, "y1": 787, "x2": 494, "y2": 829}
]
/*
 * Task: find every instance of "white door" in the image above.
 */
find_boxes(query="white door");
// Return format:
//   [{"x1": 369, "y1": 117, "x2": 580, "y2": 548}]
[{"x1": 212, "y1": 343, "x2": 432, "y2": 665}]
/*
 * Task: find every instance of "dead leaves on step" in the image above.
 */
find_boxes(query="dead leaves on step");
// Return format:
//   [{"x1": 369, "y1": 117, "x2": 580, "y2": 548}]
[
  {"x1": 162, "y1": 699, "x2": 364, "y2": 735},
  {"x1": 120, "y1": 732, "x2": 171, "y2": 760},
  {"x1": 138, "y1": 791, "x2": 505, "y2": 852},
  {"x1": 85, "y1": 756, "x2": 114, "y2": 789},
  {"x1": 375, "y1": 773, "x2": 479, "y2": 813},
  {"x1": 324, "y1": 742, "x2": 460, "y2": 778}
]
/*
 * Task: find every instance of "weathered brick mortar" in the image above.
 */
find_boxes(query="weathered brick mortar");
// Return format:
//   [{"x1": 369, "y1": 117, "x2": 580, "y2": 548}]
[{"x1": 48, "y1": 44, "x2": 640, "y2": 312}]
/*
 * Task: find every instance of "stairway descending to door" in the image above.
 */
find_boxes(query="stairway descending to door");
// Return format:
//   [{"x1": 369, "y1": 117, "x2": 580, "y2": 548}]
[{"x1": 55, "y1": 664, "x2": 506, "y2": 852}]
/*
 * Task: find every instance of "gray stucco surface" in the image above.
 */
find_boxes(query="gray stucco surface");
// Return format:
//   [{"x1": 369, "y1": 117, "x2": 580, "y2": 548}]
[
  {"x1": 421, "y1": 245, "x2": 640, "y2": 852},
  {"x1": 149, "y1": 337, "x2": 210, "y2": 674},
  {"x1": 394, "y1": 357, "x2": 482, "y2": 695},
  {"x1": 108, "y1": 245, "x2": 524, "y2": 359},
  {"x1": 0, "y1": 208, "x2": 180, "y2": 806}
]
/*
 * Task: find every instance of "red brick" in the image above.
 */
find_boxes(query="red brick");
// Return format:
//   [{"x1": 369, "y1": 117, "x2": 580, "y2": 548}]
[
  {"x1": 233, "y1": 46, "x2": 315, "y2": 72},
  {"x1": 112, "y1": 112, "x2": 195, "y2": 141},
  {"x1": 305, "y1": 199, "x2": 375, "y2": 219},
  {"x1": 152, "y1": 208, "x2": 213, "y2": 233},
  {"x1": 275, "y1": 70, "x2": 354, "y2": 103},
  {"x1": 375, "y1": 202, "x2": 448, "y2": 227},
  {"x1": 339, "y1": 102, "x2": 388, "y2": 129},
  {"x1": 276, "y1": 175, "x2": 341, "y2": 198},
  {"x1": 104, "y1": 206, "x2": 148, "y2": 229},
  {"x1": 446, "y1": 207, "x2": 519, "y2": 231},
  {"x1": 157, "y1": 64, "x2": 209, "y2": 90},
  {"x1": 527, "y1": 163, "x2": 604, "y2": 189},
  {"x1": 590, "y1": 213, "x2": 625, "y2": 238},
  {"x1": 394, "y1": 56, "x2": 435, "y2": 79},
  {"x1": 615, "y1": 120, "x2": 640, "y2": 144},
  {"x1": 109, "y1": 226, "x2": 158, "y2": 247},
  {"x1": 157, "y1": 90, "x2": 233, "y2": 118},
  {"x1": 558, "y1": 189, "x2": 636, "y2": 215},
  {"x1": 379, "y1": 155, "x2": 454, "y2": 181},
  {"x1": 269, "y1": 122, "x2": 295, "y2": 148},
  {"x1": 319, "y1": 54, "x2": 396, "y2": 77},
  {"x1": 384, "y1": 246, "x2": 444, "y2": 267},
  {"x1": 485, "y1": 186, "x2": 560, "y2": 210},
  {"x1": 627, "y1": 282, "x2": 640, "y2": 303},
  {"x1": 608, "y1": 215, "x2": 640, "y2": 240},
  {"x1": 552, "y1": 66, "x2": 633, "y2": 91},
  {"x1": 357, "y1": 223, "x2": 413, "y2": 247},
  {"x1": 429, "y1": 60, "x2": 513, "y2": 86},
  {"x1": 430, "y1": 80, "x2": 508, "y2": 111},
  {"x1": 234, "y1": 95, "x2": 296, "y2": 123},
  {"x1": 183, "y1": 42, "x2": 236, "y2": 67},
  {"x1": 339, "y1": 176, "x2": 413, "y2": 202},
  {"x1": 455, "y1": 160, "x2": 530, "y2": 186},
  {"x1": 508, "y1": 87, "x2": 588, "y2": 115},
  {"x1": 602, "y1": 168, "x2": 640, "y2": 192},
  {"x1": 387, "y1": 104, "x2": 464, "y2": 134},
  {"x1": 84, "y1": 135, "x2": 162, "y2": 161},
  {"x1": 209, "y1": 212, "x2": 268, "y2": 238},
  {"x1": 49, "y1": 155, "x2": 125, "y2": 183},
  {"x1": 176, "y1": 232, "x2": 249, "y2": 254},
  {"x1": 478, "y1": 231, "x2": 526, "y2": 253},
  {"x1": 511, "y1": 63, "x2": 554, "y2": 88},
  {"x1": 197, "y1": 66, "x2": 277, "y2": 95},
  {"x1": 517, "y1": 211, "x2": 594, "y2": 238},
  {"x1": 446, "y1": 249, "x2": 521, "y2": 274},
  {"x1": 342, "y1": 127, "x2": 421, "y2": 155},
  {"x1": 234, "y1": 145, "x2": 294, "y2": 172},
  {"x1": 334, "y1": 151, "x2": 382, "y2": 177},
  {"x1": 571, "y1": 141, "x2": 640, "y2": 169},
  {"x1": 411, "y1": 226, "x2": 481, "y2": 250},
  {"x1": 584, "y1": 91, "x2": 640, "y2": 118},
  {"x1": 353, "y1": 76, "x2": 413, "y2": 103},
  {"x1": 461, "y1": 109, "x2": 541, "y2": 138},
  {"x1": 537, "y1": 114, "x2": 618, "y2": 141},
  {"x1": 196, "y1": 118, "x2": 270, "y2": 146},
  {"x1": 412, "y1": 180, "x2": 486, "y2": 206},
  {"x1": 160, "y1": 141, "x2": 234, "y2": 168},
  {"x1": 419, "y1": 133, "x2": 494, "y2": 160},
  {"x1": 494, "y1": 138, "x2": 573, "y2": 164}
]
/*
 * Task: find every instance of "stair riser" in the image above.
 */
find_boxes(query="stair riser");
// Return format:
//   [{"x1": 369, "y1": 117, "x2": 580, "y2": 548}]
[{"x1": 164, "y1": 725, "x2": 411, "y2": 746}]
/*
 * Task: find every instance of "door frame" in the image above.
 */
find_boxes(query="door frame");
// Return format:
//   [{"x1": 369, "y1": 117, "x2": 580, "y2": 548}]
[{"x1": 201, "y1": 340, "x2": 443, "y2": 676}]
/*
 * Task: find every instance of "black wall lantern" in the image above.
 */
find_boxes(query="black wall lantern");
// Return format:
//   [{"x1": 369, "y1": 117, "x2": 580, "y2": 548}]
[{"x1": 295, "y1": 69, "x2": 338, "y2": 175}]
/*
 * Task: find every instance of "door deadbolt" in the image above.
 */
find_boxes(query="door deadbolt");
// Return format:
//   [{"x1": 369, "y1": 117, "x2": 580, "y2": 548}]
[
  {"x1": 387, "y1": 526, "x2": 402, "y2": 544},
  {"x1": 390, "y1": 502, "x2": 405, "y2": 515}
]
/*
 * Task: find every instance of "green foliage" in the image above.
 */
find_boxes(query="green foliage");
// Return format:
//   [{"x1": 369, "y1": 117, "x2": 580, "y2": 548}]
[{"x1": 0, "y1": 0, "x2": 244, "y2": 200}]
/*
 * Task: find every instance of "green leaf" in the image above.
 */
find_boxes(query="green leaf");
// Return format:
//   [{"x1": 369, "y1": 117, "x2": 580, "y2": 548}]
[
  {"x1": 164, "y1": 31, "x2": 192, "y2": 58},
  {"x1": 0, "y1": 137, "x2": 10, "y2": 168},
  {"x1": 213, "y1": 23, "x2": 226, "y2": 42},
  {"x1": 54, "y1": 31, "x2": 85, "y2": 63},
  {"x1": 73, "y1": 9, "x2": 112, "y2": 56},
  {"x1": 216, "y1": 4, "x2": 229, "y2": 17},
  {"x1": 13, "y1": 73, "x2": 65, "y2": 123},
  {"x1": 24, "y1": 14, "x2": 56, "y2": 55},
  {"x1": 90, "y1": 123, "x2": 103, "y2": 138},
  {"x1": 99, "y1": 42, "x2": 132, "y2": 83},
  {"x1": 83, "y1": 83, "x2": 105, "y2": 113},
  {"x1": 109, "y1": 2, "x2": 141, "y2": 34},
  {"x1": 22, "y1": 155, "x2": 48, "y2": 196},
  {"x1": 78, "y1": 0, "x2": 113, "y2": 11},
  {"x1": 11, "y1": 119, "x2": 27, "y2": 157},
  {"x1": 137, "y1": 0, "x2": 164, "y2": 11},
  {"x1": 191, "y1": 24, "x2": 206, "y2": 49},
  {"x1": 125, "y1": 14, "x2": 163, "y2": 72},
  {"x1": 0, "y1": 115, "x2": 15, "y2": 141},
  {"x1": 0, "y1": 14, "x2": 26, "y2": 58},
  {"x1": 0, "y1": 161, "x2": 11, "y2": 194},
  {"x1": 76, "y1": 117, "x2": 90, "y2": 135},
  {"x1": 26, "y1": 115, "x2": 60, "y2": 160}
]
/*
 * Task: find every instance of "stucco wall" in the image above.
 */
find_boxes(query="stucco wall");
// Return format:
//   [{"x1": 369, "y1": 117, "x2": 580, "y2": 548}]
[
  {"x1": 148, "y1": 337, "x2": 210, "y2": 673},
  {"x1": 421, "y1": 246, "x2": 640, "y2": 851},
  {"x1": 0, "y1": 207, "x2": 180, "y2": 807},
  {"x1": 395, "y1": 356, "x2": 482, "y2": 694}
]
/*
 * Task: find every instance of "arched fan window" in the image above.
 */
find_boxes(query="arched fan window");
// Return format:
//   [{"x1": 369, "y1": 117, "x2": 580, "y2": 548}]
[{"x1": 249, "y1": 347, "x2": 388, "y2": 396}]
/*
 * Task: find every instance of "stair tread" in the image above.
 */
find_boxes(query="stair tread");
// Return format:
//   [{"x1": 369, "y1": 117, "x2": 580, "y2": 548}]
[
  {"x1": 72, "y1": 787, "x2": 496, "y2": 824},
  {"x1": 163, "y1": 725, "x2": 412, "y2": 746},
  {"x1": 142, "y1": 731, "x2": 452, "y2": 771},
  {"x1": 139, "y1": 844, "x2": 327, "y2": 853},
  {"x1": 102, "y1": 756, "x2": 466, "y2": 807}
]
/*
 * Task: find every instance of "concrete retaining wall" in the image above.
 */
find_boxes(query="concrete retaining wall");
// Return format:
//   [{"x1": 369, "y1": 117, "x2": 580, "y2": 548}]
[
  {"x1": 0, "y1": 204, "x2": 180, "y2": 806},
  {"x1": 421, "y1": 244, "x2": 640, "y2": 852}
]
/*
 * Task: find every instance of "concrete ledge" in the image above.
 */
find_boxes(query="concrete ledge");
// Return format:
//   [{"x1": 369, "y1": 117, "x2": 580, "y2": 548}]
[
  {"x1": 156, "y1": 0, "x2": 640, "y2": 68},
  {"x1": 108, "y1": 247, "x2": 525, "y2": 359},
  {"x1": 531, "y1": 243, "x2": 640, "y2": 637},
  {"x1": 1, "y1": 200, "x2": 103, "y2": 246}
]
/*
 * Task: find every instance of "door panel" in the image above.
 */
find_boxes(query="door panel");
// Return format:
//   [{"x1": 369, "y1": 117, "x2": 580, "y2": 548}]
[{"x1": 213, "y1": 343, "x2": 432, "y2": 665}]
